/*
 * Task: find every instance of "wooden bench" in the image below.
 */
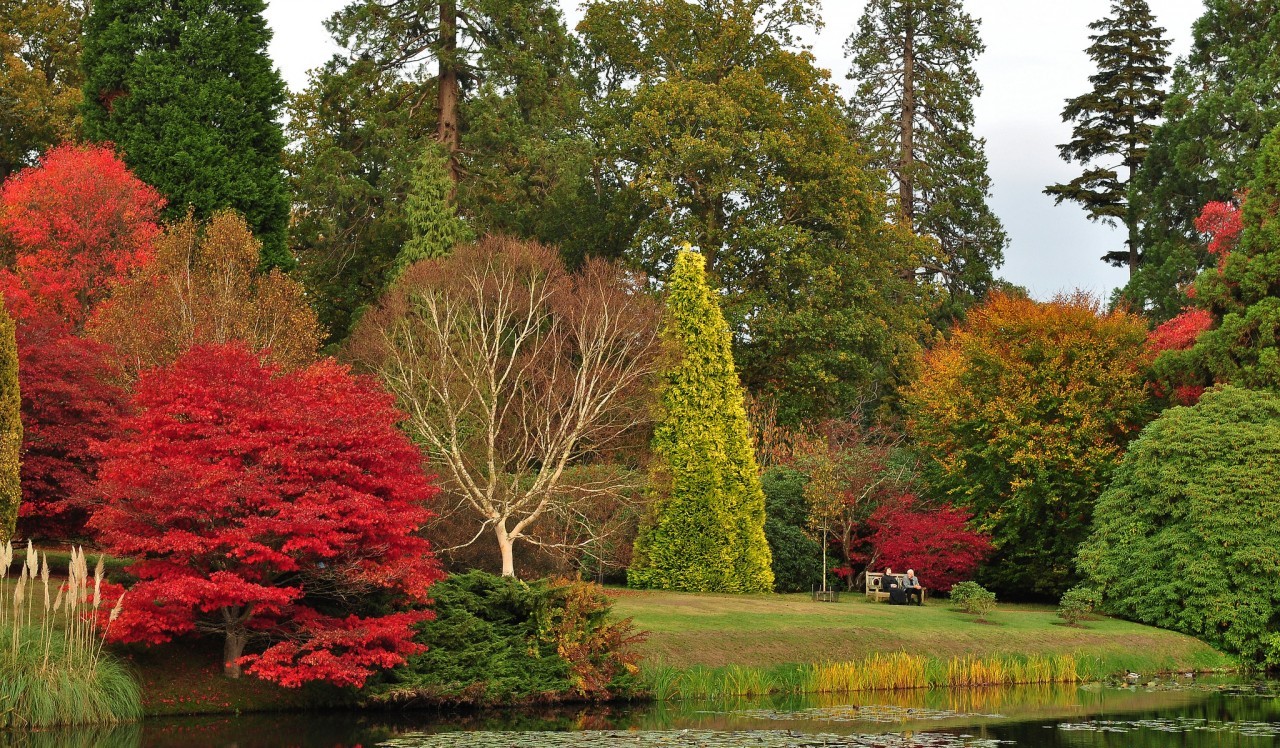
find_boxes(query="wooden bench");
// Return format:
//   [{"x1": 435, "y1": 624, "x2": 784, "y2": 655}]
[{"x1": 865, "y1": 572, "x2": 927, "y2": 603}]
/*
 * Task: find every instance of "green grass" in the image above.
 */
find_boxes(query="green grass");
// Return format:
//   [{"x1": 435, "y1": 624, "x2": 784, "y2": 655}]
[{"x1": 609, "y1": 589, "x2": 1235, "y2": 681}]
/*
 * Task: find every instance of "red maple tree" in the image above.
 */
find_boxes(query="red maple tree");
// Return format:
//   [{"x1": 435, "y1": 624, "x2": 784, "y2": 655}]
[
  {"x1": 1194, "y1": 195, "x2": 1244, "y2": 264},
  {"x1": 90, "y1": 343, "x2": 444, "y2": 687},
  {"x1": 14, "y1": 311, "x2": 127, "y2": 540},
  {"x1": 865, "y1": 495, "x2": 992, "y2": 593},
  {"x1": 0, "y1": 143, "x2": 163, "y2": 327}
]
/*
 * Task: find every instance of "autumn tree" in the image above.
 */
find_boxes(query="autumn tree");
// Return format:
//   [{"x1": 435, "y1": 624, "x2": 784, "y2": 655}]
[
  {"x1": 0, "y1": 0, "x2": 85, "y2": 180},
  {"x1": 580, "y1": 0, "x2": 928, "y2": 421},
  {"x1": 13, "y1": 316, "x2": 126, "y2": 541},
  {"x1": 0, "y1": 143, "x2": 149, "y2": 541},
  {"x1": 1044, "y1": 0, "x2": 1170, "y2": 275},
  {"x1": 846, "y1": 0, "x2": 1007, "y2": 312},
  {"x1": 904, "y1": 292, "x2": 1151, "y2": 598},
  {"x1": 0, "y1": 143, "x2": 163, "y2": 327},
  {"x1": 791, "y1": 416, "x2": 917, "y2": 589},
  {"x1": 289, "y1": 0, "x2": 583, "y2": 343},
  {"x1": 347, "y1": 236, "x2": 663, "y2": 578},
  {"x1": 866, "y1": 496, "x2": 991, "y2": 593},
  {"x1": 92, "y1": 343, "x2": 443, "y2": 686},
  {"x1": 629, "y1": 250, "x2": 773, "y2": 594},
  {"x1": 1125, "y1": 0, "x2": 1280, "y2": 318},
  {"x1": 0, "y1": 303, "x2": 19, "y2": 541},
  {"x1": 81, "y1": 0, "x2": 291, "y2": 267},
  {"x1": 88, "y1": 210, "x2": 322, "y2": 382}
]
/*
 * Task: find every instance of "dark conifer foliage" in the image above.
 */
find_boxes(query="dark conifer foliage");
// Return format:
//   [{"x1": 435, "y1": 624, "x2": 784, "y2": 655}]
[
  {"x1": 1125, "y1": 0, "x2": 1280, "y2": 319},
  {"x1": 1045, "y1": 0, "x2": 1170, "y2": 276},
  {"x1": 81, "y1": 0, "x2": 292, "y2": 269},
  {"x1": 845, "y1": 0, "x2": 1007, "y2": 317}
]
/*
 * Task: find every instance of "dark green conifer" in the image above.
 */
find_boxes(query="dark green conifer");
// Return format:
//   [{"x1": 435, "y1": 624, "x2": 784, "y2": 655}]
[
  {"x1": 0, "y1": 303, "x2": 20, "y2": 542},
  {"x1": 1126, "y1": 0, "x2": 1280, "y2": 319},
  {"x1": 81, "y1": 0, "x2": 291, "y2": 268},
  {"x1": 1045, "y1": 0, "x2": 1170, "y2": 276},
  {"x1": 845, "y1": 0, "x2": 1007, "y2": 315},
  {"x1": 630, "y1": 250, "x2": 773, "y2": 594}
]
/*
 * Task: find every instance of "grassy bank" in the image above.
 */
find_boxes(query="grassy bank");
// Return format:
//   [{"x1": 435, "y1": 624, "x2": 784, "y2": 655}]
[{"x1": 610, "y1": 589, "x2": 1235, "y2": 694}]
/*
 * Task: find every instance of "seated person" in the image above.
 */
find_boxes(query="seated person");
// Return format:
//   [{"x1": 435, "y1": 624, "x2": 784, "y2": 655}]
[
  {"x1": 902, "y1": 569, "x2": 924, "y2": 605},
  {"x1": 884, "y1": 566, "x2": 907, "y2": 605}
]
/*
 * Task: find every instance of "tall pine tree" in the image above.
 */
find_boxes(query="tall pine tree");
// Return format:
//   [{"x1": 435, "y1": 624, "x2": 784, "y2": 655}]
[
  {"x1": 0, "y1": 302, "x2": 19, "y2": 542},
  {"x1": 845, "y1": 0, "x2": 1007, "y2": 315},
  {"x1": 630, "y1": 250, "x2": 774, "y2": 594},
  {"x1": 1125, "y1": 0, "x2": 1280, "y2": 319},
  {"x1": 1045, "y1": 0, "x2": 1170, "y2": 276},
  {"x1": 80, "y1": 0, "x2": 291, "y2": 268}
]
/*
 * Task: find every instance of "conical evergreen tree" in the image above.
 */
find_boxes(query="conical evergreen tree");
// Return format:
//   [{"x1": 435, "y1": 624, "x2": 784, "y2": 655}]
[
  {"x1": 81, "y1": 0, "x2": 291, "y2": 268},
  {"x1": 1045, "y1": 0, "x2": 1170, "y2": 276},
  {"x1": 1125, "y1": 0, "x2": 1280, "y2": 319},
  {"x1": 392, "y1": 143, "x2": 472, "y2": 277},
  {"x1": 630, "y1": 250, "x2": 773, "y2": 594},
  {"x1": 845, "y1": 0, "x2": 1007, "y2": 316},
  {"x1": 0, "y1": 303, "x2": 20, "y2": 542}
]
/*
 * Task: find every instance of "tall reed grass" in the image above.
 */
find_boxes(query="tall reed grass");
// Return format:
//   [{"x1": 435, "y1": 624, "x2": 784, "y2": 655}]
[
  {"x1": 0, "y1": 542, "x2": 142, "y2": 728},
  {"x1": 642, "y1": 652, "x2": 1083, "y2": 700}
]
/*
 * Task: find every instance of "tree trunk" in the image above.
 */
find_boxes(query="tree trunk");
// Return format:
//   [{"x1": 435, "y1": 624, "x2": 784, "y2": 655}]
[
  {"x1": 496, "y1": 523, "x2": 516, "y2": 577},
  {"x1": 223, "y1": 628, "x2": 247, "y2": 679},
  {"x1": 437, "y1": 0, "x2": 461, "y2": 181},
  {"x1": 899, "y1": 15, "x2": 916, "y2": 227},
  {"x1": 1126, "y1": 162, "x2": 1138, "y2": 278}
]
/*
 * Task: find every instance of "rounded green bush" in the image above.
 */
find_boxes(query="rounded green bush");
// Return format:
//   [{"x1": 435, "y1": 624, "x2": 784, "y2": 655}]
[{"x1": 1079, "y1": 385, "x2": 1280, "y2": 662}]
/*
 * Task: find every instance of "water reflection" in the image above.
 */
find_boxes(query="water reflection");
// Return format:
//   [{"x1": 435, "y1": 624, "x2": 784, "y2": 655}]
[{"x1": 7, "y1": 679, "x2": 1280, "y2": 747}]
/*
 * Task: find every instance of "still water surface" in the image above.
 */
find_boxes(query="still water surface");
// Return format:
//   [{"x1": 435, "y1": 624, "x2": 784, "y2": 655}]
[{"x1": 23, "y1": 678, "x2": 1280, "y2": 747}]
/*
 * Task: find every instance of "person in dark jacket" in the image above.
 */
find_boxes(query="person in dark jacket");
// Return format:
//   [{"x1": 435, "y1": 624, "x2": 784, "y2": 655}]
[{"x1": 884, "y1": 566, "x2": 907, "y2": 604}]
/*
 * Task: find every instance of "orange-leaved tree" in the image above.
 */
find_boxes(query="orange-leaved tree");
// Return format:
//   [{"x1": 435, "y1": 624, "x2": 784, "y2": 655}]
[
  {"x1": 89, "y1": 210, "x2": 322, "y2": 381},
  {"x1": 904, "y1": 292, "x2": 1151, "y2": 598}
]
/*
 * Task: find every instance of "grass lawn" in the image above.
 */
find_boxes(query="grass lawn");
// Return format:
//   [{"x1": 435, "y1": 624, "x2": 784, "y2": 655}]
[{"x1": 608, "y1": 589, "x2": 1234, "y2": 675}]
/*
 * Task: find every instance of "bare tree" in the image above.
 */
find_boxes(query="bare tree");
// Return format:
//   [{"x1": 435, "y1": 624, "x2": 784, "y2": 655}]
[{"x1": 347, "y1": 236, "x2": 663, "y2": 576}]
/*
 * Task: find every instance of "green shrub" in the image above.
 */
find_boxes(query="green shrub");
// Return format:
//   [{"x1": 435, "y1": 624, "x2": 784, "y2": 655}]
[
  {"x1": 950, "y1": 581, "x2": 996, "y2": 619},
  {"x1": 948, "y1": 581, "x2": 983, "y2": 607},
  {"x1": 370, "y1": 571, "x2": 643, "y2": 705},
  {"x1": 630, "y1": 250, "x2": 773, "y2": 593},
  {"x1": 762, "y1": 468, "x2": 822, "y2": 593},
  {"x1": 1058, "y1": 586, "x2": 1101, "y2": 626},
  {"x1": 1079, "y1": 385, "x2": 1280, "y2": 663}
]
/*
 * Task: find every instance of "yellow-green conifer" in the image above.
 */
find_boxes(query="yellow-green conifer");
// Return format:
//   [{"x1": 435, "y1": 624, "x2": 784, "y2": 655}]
[
  {"x1": 0, "y1": 303, "x2": 20, "y2": 541},
  {"x1": 629, "y1": 250, "x2": 773, "y2": 593}
]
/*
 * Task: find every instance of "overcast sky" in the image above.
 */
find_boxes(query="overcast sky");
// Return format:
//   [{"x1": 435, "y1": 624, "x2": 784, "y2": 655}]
[{"x1": 263, "y1": 0, "x2": 1206, "y2": 301}]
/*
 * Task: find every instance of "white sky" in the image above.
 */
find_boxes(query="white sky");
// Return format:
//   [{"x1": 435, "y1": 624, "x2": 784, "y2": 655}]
[{"x1": 263, "y1": 0, "x2": 1206, "y2": 301}]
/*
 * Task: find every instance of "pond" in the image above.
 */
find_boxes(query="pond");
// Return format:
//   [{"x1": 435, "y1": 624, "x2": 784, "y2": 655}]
[{"x1": 21, "y1": 677, "x2": 1280, "y2": 748}]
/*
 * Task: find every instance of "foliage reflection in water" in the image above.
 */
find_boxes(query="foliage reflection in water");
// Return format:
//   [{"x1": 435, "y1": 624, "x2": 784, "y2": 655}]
[{"x1": 17, "y1": 679, "x2": 1280, "y2": 747}]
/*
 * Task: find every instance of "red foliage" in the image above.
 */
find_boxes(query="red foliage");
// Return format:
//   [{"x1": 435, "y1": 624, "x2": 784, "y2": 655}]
[
  {"x1": 15, "y1": 311, "x2": 127, "y2": 540},
  {"x1": 1147, "y1": 307, "x2": 1213, "y2": 354},
  {"x1": 1194, "y1": 196, "x2": 1244, "y2": 266},
  {"x1": 90, "y1": 343, "x2": 444, "y2": 688},
  {"x1": 0, "y1": 143, "x2": 163, "y2": 327},
  {"x1": 866, "y1": 495, "x2": 992, "y2": 592}
]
